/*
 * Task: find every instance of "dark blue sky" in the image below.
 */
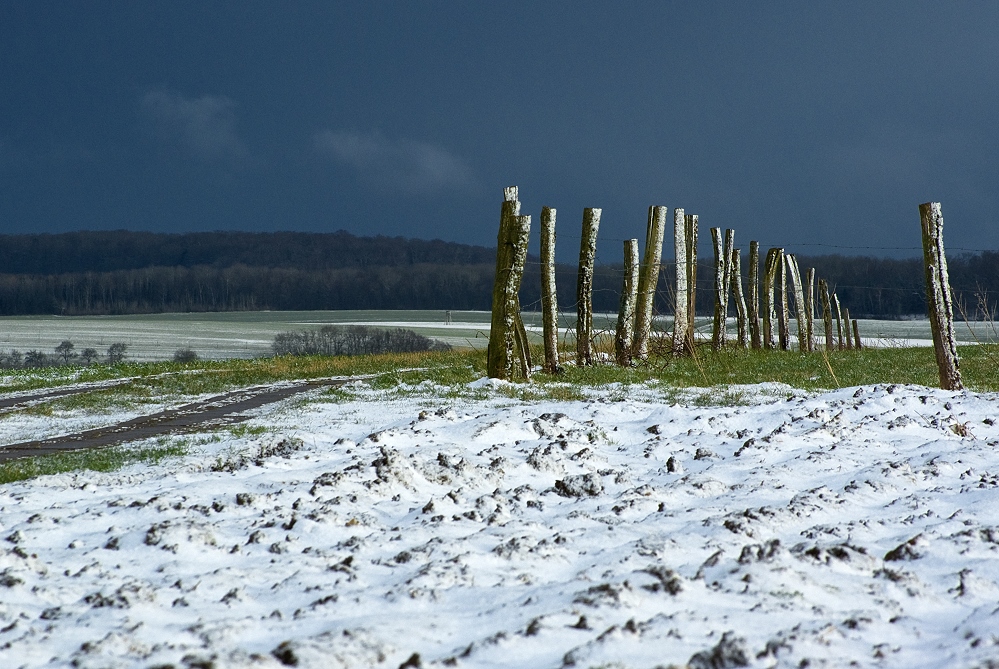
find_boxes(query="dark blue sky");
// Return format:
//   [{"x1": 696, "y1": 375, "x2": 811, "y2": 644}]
[{"x1": 2, "y1": 2, "x2": 997, "y2": 261}]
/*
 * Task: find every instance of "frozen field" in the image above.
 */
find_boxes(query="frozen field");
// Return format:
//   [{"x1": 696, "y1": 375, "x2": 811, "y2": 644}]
[
  {"x1": 0, "y1": 311, "x2": 994, "y2": 362},
  {"x1": 1, "y1": 378, "x2": 998, "y2": 667}
]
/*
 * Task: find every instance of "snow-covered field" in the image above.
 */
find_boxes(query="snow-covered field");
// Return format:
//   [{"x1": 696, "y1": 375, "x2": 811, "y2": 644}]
[{"x1": 1, "y1": 378, "x2": 998, "y2": 668}]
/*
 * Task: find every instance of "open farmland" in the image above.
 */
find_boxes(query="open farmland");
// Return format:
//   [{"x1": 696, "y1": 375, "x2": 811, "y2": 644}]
[{"x1": 0, "y1": 311, "x2": 995, "y2": 362}]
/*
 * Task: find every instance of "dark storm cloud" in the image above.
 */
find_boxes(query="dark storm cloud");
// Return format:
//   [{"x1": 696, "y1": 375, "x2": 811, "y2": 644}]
[
  {"x1": 141, "y1": 90, "x2": 248, "y2": 165},
  {"x1": 313, "y1": 130, "x2": 475, "y2": 194}
]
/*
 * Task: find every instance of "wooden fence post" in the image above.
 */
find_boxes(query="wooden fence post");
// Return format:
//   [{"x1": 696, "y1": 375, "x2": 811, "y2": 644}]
[
  {"x1": 818, "y1": 279, "x2": 834, "y2": 350},
  {"x1": 686, "y1": 214, "x2": 699, "y2": 349},
  {"x1": 852, "y1": 320, "x2": 862, "y2": 350},
  {"x1": 748, "y1": 241, "x2": 762, "y2": 349},
  {"x1": 762, "y1": 248, "x2": 780, "y2": 349},
  {"x1": 540, "y1": 206, "x2": 560, "y2": 374},
  {"x1": 731, "y1": 248, "x2": 749, "y2": 348},
  {"x1": 842, "y1": 307, "x2": 853, "y2": 350},
  {"x1": 919, "y1": 201, "x2": 963, "y2": 389},
  {"x1": 487, "y1": 189, "x2": 519, "y2": 379},
  {"x1": 777, "y1": 249, "x2": 790, "y2": 351},
  {"x1": 671, "y1": 208, "x2": 690, "y2": 356},
  {"x1": 512, "y1": 214, "x2": 533, "y2": 379},
  {"x1": 805, "y1": 268, "x2": 816, "y2": 352},
  {"x1": 616, "y1": 239, "x2": 640, "y2": 366},
  {"x1": 711, "y1": 227, "x2": 733, "y2": 350},
  {"x1": 832, "y1": 293, "x2": 844, "y2": 350},
  {"x1": 633, "y1": 205, "x2": 667, "y2": 360},
  {"x1": 576, "y1": 208, "x2": 601, "y2": 366},
  {"x1": 786, "y1": 254, "x2": 809, "y2": 353}
]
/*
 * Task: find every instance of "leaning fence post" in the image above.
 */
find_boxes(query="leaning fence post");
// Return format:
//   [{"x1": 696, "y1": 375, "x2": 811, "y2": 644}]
[
  {"x1": 818, "y1": 279, "x2": 834, "y2": 350},
  {"x1": 805, "y1": 268, "x2": 816, "y2": 352},
  {"x1": 852, "y1": 319, "x2": 863, "y2": 350},
  {"x1": 919, "y1": 201, "x2": 963, "y2": 389},
  {"x1": 731, "y1": 248, "x2": 749, "y2": 348},
  {"x1": 762, "y1": 248, "x2": 780, "y2": 349},
  {"x1": 786, "y1": 254, "x2": 808, "y2": 353},
  {"x1": 540, "y1": 206, "x2": 560, "y2": 374},
  {"x1": 616, "y1": 239, "x2": 640, "y2": 366},
  {"x1": 686, "y1": 214, "x2": 699, "y2": 349},
  {"x1": 633, "y1": 206, "x2": 667, "y2": 360},
  {"x1": 671, "y1": 208, "x2": 690, "y2": 356},
  {"x1": 487, "y1": 188, "x2": 522, "y2": 379},
  {"x1": 711, "y1": 228, "x2": 733, "y2": 350},
  {"x1": 832, "y1": 293, "x2": 844, "y2": 350},
  {"x1": 748, "y1": 241, "x2": 762, "y2": 349},
  {"x1": 511, "y1": 214, "x2": 533, "y2": 378},
  {"x1": 576, "y1": 208, "x2": 601, "y2": 366}
]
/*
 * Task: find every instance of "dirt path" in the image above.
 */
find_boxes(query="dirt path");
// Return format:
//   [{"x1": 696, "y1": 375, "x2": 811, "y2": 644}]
[
  {"x1": 0, "y1": 380, "x2": 132, "y2": 412},
  {"x1": 0, "y1": 378, "x2": 350, "y2": 463}
]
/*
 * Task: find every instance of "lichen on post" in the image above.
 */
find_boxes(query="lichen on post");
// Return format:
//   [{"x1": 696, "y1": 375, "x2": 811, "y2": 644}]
[
  {"x1": 832, "y1": 293, "x2": 844, "y2": 350},
  {"x1": 633, "y1": 206, "x2": 666, "y2": 360},
  {"x1": 671, "y1": 208, "x2": 690, "y2": 356},
  {"x1": 805, "y1": 267, "x2": 816, "y2": 352},
  {"x1": 852, "y1": 319, "x2": 862, "y2": 350},
  {"x1": 487, "y1": 190, "x2": 522, "y2": 379},
  {"x1": 786, "y1": 254, "x2": 808, "y2": 353},
  {"x1": 842, "y1": 307, "x2": 853, "y2": 350},
  {"x1": 919, "y1": 201, "x2": 962, "y2": 390},
  {"x1": 616, "y1": 239, "x2": 640, "y2": 366},
  {"x1": 685, "y1": 214, "x2": 699, "y2": 350},
  {"x1": 710, "y1": 227, "x2": 733, "y2": 350},
  {"x1": 818, "y1": 279, "x2": 834, "y2": 351},
  {"x1": 540, "y1": 206, "x2": 560, "y2": 374},
  {"x1": 777, "y1": 248, "x2": 790, "y2": 351},
  {"x1": 576, "y1": 208, "x2": 601, "y2": 366}
]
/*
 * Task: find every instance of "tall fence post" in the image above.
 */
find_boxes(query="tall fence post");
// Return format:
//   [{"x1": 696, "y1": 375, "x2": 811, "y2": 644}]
[
  {"x1": 786, "y1": 254, "x2": 808, "y2": 353},
  {"x1": 805, "y1": 267, "x2": 816, "y2": 352},
  {"x1": 488, "y1": 187, "x2": 527, "y2": 379},
  {"x1": 748, "y1": 241, "x2": 762, "y2": 349},
  {"x1": 762, "y1": 248, "x2": 780, "y2": 349},
  {"x1": 576, "y1": 208, "x2": 601, "y2": 366},
  {"x1": 540, "y1": 206, "x2": 560, "y2": 374},
  {"x1": 711, "y1": 227, "x2": 733, "y2": 350},
  {"x1": 686, "y1": 214, "x2": 699, "y2": 349},
  {"x1": 731, "y1": 247, "x2": 749, "y2": 348},
  {"x1": 777, "y1": 248, "x2": 790, "y2": 351},
  {"x1": 633, "y1": 206, "x2": 667, "y2": 360},
  {"x1": 671, "y1": 208, "x2": 691, "y2": 356},
  {"x1": 818, "y1": 279, "x2": 834, "y2": 351},
  {"x1": 919, "y1": 201, "x2": 963, "y2": 390},
  {"x1": 852, "y1": 320, "x2": 863, "y2": 350},
  {"x1": 842, "y1": 307, "x2": 853, "y2": 350},
  {"x1": 616, "y1": 239, "x2": 640, "y2": 366}
]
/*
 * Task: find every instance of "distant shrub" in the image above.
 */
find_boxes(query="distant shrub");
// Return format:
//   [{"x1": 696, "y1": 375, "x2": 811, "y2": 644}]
[
  {"x1": 272, "y1": 325, "x2": 450, "y2": 357},
  {"x1": 24, "y1": 350, "x2": 50, "y2": 368},
  {"x1": 107, "y1": 342, "x2": 128, "y2": 364},
  {"x1": 173, "y1": 348, "x2": 199, "y2": 363},
  {"x1": 80, "y1": 347, "x2": 99, "y2": 365}
]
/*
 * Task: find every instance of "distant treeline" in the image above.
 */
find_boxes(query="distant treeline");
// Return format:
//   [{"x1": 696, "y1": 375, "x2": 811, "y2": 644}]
[
  {"x1": 272, "y1": 325, "x2": 450, "y2": 357},
  {"x1": 0, "y1": 230, "x2": 994, "y2": 318}
]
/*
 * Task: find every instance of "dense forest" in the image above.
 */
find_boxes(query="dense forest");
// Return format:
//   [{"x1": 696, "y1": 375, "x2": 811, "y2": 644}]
[{"x1": 0, "y1": 230, "x2": 994, "y2": 319}]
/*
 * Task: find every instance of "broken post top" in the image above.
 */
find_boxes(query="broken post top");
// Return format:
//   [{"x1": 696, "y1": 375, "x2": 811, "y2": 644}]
[{"x1": 503, "y1": 186, "x2": 518, "y2": 202}]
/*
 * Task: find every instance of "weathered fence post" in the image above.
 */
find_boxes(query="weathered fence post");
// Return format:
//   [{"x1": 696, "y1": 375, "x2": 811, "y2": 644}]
[
  {"x1": 842, "y1": 307, "x2": 853, "y2": 350},
  {"x1": 777, "y1": 249, "x2": 790, "y2": 351},
  {"x1": 762, "y1": 248, "x2": 780, "y2": 349},
  {"x1": 786, "y1": 254, "x2": 808, "y2": 353},
  {"x1": 540, "y1": 206, "x2": 560, "y2": 374},
  {"x1": 748, "y1": 241, "x2": 762, "y2": 349},
  {"x1": 686, "y1": 214, "x2": 699, "y2": 348},
  {"x1": 512, "y1": 215, "x2": 533, "y2": 379},
  {"x1": 832, "y1": 293, "x2": 844, "y2": 350},
  {"x1": 576, "y1": 208, "x2": 601, "y2": 366},
  {"x1": 711, "y1": 228, "x2": 734, "y2": 350},
  {"x1": 919, "y1": 201, "x2": 963, "y2": 389},
  {"x1": 852, "y1": 320, "x2": 862, "y2": 350},
  {"x1": 488, "y1": 187, "x2": 530, "y2": 380},
  {"x1": 671, "y1": 208, "x2": 691, "y2": 356},
  {"x1": 633, "y1": 206, "x2": 667, "y2": 360},
  {"x1": 731, "y1": 248, "x2": 749, "y2": 348},
  {"x1": 805, "y1": 268, "x2": 816, "y2": 352},
  {"x1": 616, "y1": 239, "x2": 640, "y2": 366},
  {"x1": 818, "y1": 279, "x2": 834, "y2": 350}
]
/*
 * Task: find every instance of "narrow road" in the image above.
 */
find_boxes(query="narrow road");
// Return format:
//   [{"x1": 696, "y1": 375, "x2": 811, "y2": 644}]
[{"x1": 0, "y1": 378, "x2": 350, "y2": 463}]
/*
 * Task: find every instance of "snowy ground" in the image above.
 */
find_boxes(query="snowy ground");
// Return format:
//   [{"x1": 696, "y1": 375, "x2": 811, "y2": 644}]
[{"x1": 1, "y1": 378, "x2": 998, "y2": 668}]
